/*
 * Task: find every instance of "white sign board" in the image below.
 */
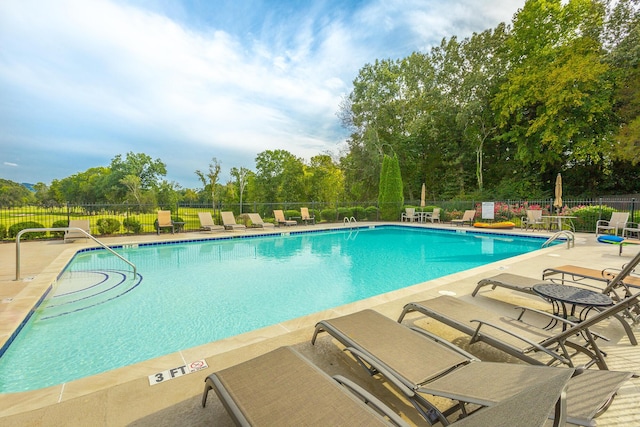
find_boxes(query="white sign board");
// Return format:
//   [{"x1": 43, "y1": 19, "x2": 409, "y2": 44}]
[{"x1": 481, "y1": 202, "x2": 495, "y2": 220}]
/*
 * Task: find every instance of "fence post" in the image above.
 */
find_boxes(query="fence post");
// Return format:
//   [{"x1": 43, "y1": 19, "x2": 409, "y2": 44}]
[{"x1": 632, "y1": 198, "x2": 636, "y2": 223}]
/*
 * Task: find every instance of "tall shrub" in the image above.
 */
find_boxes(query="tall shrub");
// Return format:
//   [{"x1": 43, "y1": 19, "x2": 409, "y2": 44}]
[{"x1": 378, "y1": 154, "x2": 403, "y2": 220}]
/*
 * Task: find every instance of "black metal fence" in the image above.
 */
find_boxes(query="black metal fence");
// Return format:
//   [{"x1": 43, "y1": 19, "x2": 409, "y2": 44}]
[{"x1": 1, "y1": 198, "x2": 638, "y2": 241}]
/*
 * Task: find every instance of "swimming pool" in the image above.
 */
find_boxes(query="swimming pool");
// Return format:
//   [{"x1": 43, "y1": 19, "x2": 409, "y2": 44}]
[{"x1": 0, "y1": 225, "x2": 553, "y2": 393}]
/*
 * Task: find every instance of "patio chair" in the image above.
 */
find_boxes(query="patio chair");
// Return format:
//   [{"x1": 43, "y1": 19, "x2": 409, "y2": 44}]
[
  {"x1": 521, "y1": 209, "x2": 545, "y2": 231},
  {"x1": 401, "y1": 207, "x2": 417, "y2": 222},
  {"x1": 623, "y1": 221, "x2": 640, "y2": 240},
  {"x1": 64, "y1": 219, "x2": 91, "y2": 243},
  {"x1": 429, "y1": 207, "x2": 441, "y2": 223},
  {"x1": 451, "y1": 210, "x2": 476, "y2": 227},
  {"x1": 201, "y1": 346, "x2": 409, "y2": 426},
  {"x1": 156, "y1": 210, "x2": 174, "y2": 235},
  {"x1": 398, "y1": 279, "x2": 640, "y2": 371},
  {"x1": 247, "y1": 213, "x2": 275, "y2": 229},
  {"x1": 220, "y1": 211, "x2": 247, "y2": 231},
  {"x1": 596, "y1": 212, "x2": 629, "y2": 236},
  {"x1": 300, "y1": 207, "x2": 316, "y2": 225},
  {"x1": 273, "y1": 209, "x2": 297, "y2": 226},
  {"x1": 197, "y1": 212, "x2": 224, "y2": 232},
  {"x1": 312, "y1": 309, "x2": 630, "y2": 427}
]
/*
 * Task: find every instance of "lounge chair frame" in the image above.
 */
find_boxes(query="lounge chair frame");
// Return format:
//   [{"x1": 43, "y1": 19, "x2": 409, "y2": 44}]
[
  {"x1": 273, "y1": 209, "x2": 296, "y2": 226},
  {"x1": 220, "y1": 211, "x2": 247, "y2": 231},
  {"x1": 156, "y1": 210, "x2": 174, "y2": 235},
  {"x1": 64, "y1": 219, "x2": 91, "y2": 243},
  {"x1": 451, "y1": 210, "x2": 475, "y2": 227},
  {"x1": 247, "y1": 213, "x2": 275, "y2": 228},
  {"x1": 197, "y1": 212, "x2": 224, "y2": 232},
  {"x1": 312, "y1": 309, "x2": 590, "y2": 426},
  {"x1": 300, "y1": 207, "x2": 316, "y2": 225},
  {"x1": 201, "y1": 346, "x2": 409, "y2": 426}
]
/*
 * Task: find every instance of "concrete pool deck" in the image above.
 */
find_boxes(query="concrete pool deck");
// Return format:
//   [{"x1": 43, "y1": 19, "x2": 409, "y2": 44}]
[{"x1": 0, "y1": 222, "x2": 639, "y2": 426}]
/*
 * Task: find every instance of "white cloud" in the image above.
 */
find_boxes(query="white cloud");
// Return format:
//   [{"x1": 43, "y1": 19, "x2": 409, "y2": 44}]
[
  {"x1": 0, "y1": 0, "x2": 525, "y2": 187},
  {"x1": 4, "y1": 162, "x2": 18, "y2": 167}
]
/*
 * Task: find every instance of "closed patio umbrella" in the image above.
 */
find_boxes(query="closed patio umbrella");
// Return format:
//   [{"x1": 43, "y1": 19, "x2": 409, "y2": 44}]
[
  {"x1": 420, "y1": 183, "x2": 426, "y2": 207},
  {"x1": 553, "y1": 173, "x2": 563, "y2": 213}
]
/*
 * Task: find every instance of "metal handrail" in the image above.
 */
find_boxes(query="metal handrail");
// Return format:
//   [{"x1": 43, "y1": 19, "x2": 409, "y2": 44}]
[
  {"x1": 15, "y1": 227, "x2": 137, "y2": 281},
  {"x1": 542, "y1": 230, "x2": 575, "y2": 249}
]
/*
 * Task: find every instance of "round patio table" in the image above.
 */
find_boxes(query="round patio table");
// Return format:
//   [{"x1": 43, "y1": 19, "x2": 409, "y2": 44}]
[{"x1": 533, "y1": 283, "x2": 612, "y2": 327}]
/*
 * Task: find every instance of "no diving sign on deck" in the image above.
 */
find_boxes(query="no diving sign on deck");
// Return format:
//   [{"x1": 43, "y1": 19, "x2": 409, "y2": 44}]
[{"x1": 148, "y1": 360, "x2": 208, "y2": 385}]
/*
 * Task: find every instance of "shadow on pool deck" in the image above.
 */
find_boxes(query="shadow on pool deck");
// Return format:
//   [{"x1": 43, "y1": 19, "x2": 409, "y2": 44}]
[{"x1": 1, "y1": 223, "x2": 639, "y2": 426}]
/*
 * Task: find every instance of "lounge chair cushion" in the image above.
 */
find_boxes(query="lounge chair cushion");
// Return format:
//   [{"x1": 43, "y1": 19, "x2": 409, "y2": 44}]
[{"x1": 598, "y1": 235, "x2": 624, "y2": 244}]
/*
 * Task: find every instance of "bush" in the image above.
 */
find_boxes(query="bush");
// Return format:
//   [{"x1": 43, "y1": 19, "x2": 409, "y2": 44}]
[
  {"x1": 96, "y1": 218, "x2": 121, "y2": 235},
  {"x1": 337, "y1": 207, "x2": 353, "y2": 220},
  {"x1": 123, "y1": 217, "x2": 142, "y2": 234},
  {"x1": 284, "y1": 210, "x2": 299, "y2": 220},
  {"x1": 51, "y1": 219, "x2": 69, "y2": 238},
  {"x1": 364, "y1": 206, "x2": 379, "y2": 220},
  {"x1": 570, "y1": 205, "x2": 612, "y2": 233},
  {"x1": 352, "y1": 206, "x2": 366, "y2": 220},
  {"x1": 0, "y1": 223, "x2": 7, "y2": 239},
  {"x1": 9, "y1": 221, "x2": 46, "y2": 239},
  {"x1": 320, "y1": 208, "x2": 337, "y2": 222}
]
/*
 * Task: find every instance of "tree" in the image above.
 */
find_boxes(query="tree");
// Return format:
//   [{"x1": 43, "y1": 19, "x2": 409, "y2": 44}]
[
  {"x1": 307, "y1": 154, "x2": 344, "y2": 206},
  {"x1": 230, "y1": 167, "x2": 251, "y2": 213},
  {"x1": 378, "y1": 154, "x2": 403, "y2": 220},
  {"x1": 107, "y1": 152, "x2": 167, "y2": 202},
  {"x1": 493, "y1": 0, "x2": 615, "y2": 175},
  {"x1": 0, "y1": 179, "x2": 34, "y2": 207},
  {"x1": 195, "y1": 157, "x2": 221, "y2": 210},
  {"x1": 254, "y1": 150, "x2": 305, "y2": 203}
]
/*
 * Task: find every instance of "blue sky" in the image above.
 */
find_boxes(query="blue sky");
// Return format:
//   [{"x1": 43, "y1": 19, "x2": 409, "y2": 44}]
[{"x1": 0, "y1": 0, "x2": 525, "y2": 189}]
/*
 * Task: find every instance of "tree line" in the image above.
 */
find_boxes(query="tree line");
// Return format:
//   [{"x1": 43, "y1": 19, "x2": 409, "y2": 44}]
[{"x1": 2, "y1": 0, "x2": 639, "y2": 209}]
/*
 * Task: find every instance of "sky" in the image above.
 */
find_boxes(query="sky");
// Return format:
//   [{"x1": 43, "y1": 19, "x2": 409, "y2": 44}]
[{"x1": 0, "y1": 0, "x2": 526, "y2": 189}]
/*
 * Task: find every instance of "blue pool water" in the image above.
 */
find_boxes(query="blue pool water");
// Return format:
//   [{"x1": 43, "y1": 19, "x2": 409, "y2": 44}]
[{"x1": 0, "y1": 225, "x2": 552, "y2": 392}]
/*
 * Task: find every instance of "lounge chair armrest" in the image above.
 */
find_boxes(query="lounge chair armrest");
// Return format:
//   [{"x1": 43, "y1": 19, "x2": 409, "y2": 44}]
[
  {"x1": 470, "y1": 319, "x2": 571, "y2": 365},
  {"x1": 515, "y1": 306, "x2": 578, "y2": 326},
  {"x1": 409, "y1": 326, "x2": 480, "y2": 361},
  {"x1": 332, "y1": 375, "x2": 411, "y2": 427},
  {"x1": 344, "y1": 346, "x2": 416, "y2": 398}
]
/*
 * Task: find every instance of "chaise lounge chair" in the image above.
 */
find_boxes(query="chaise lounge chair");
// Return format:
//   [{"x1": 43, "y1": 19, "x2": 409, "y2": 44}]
[
  {"x1": 300, "y1": 207, "x2": 316, "y2": 225},
  {"x1": 221, "y1": 211, "x2": 246, "y2": 231},
  {"x1": 596, "y1": 212, "x2": 629, "y2": 236},
  {"x1": 156, "y1": 210, "x2": 175, "y2": 235},
  {"x1": 201, "y1": 346, "x2": 409, "y2": 426},
  {"x1": 398, "y1": 279, "x2": 640, "y2": 371},
  {"x1": 451, "y1": 210, "x2": 476, "y2": 227},
  {"x1": 64, "y1": 219, "x2": 91, "y2": 243},
  {"x1": 274, "y1": 209, "x2": 297, "y2": 226},
  {"x1": 201, "y1": 345, "x2": 571, "y2": 427},
  {"x1": 247, "y1": 213, "x2": 275, "y2": 229},
  {"x1": 312, "y1": 309, "x2": 630, "y2": 427},
  {"x1": 197, "y1": 212, "x2": 224, "y2": 232}
]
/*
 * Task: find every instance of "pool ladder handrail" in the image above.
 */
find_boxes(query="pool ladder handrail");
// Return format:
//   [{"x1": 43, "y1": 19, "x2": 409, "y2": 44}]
[
  {"x1": 343, "y1": 216, "x2": 357, "y2": 226},
  {"x1": 542, "y1": 230, "x2": 575, "y2": 249},
  {"x1": 15, "y1": 227, "x2": 137, "y2": 281}
]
